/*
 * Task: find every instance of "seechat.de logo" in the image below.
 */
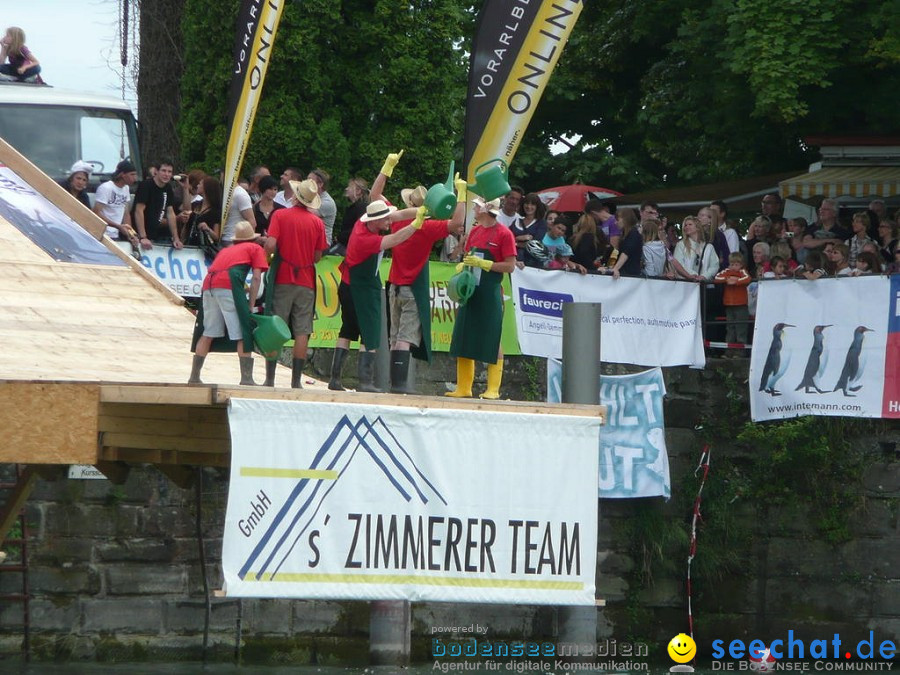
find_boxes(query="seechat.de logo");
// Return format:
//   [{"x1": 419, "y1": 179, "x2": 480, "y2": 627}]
[{"x1": 518, "y1": 288, "x2": 573, "y2": 318}]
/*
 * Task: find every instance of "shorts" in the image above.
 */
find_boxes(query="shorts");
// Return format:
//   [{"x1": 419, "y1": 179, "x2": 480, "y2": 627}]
[
  {"x1": 389, "y1": 285, "x2": 421, "y2": 346},
  {"x1": 272, "y1": 284, "x2": 316, "y2": 336},
  {"x1": 202, "y1": 288, "x2": 242, "y2": 340},
  {"x1": 337, "y1": 281, "x2": 360, "y2": 341}
]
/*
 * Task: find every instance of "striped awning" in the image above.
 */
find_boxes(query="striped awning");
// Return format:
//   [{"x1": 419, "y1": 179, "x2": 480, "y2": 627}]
[{"x1": 780, "y1": 166, "x2": 900, "y2": 199}]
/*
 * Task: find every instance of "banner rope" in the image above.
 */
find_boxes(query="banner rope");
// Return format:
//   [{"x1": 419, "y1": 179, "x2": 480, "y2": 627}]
[{"x1": 687, "y1": 444, "x2": 711, "y2": 647}]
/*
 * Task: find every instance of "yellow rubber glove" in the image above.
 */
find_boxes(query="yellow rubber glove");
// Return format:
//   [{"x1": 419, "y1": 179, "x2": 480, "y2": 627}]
[
  {"x1": 411, "y1": 205, "x2": 427, "y2": 230},
  {"x1": 463, "y1": 255, "x2": 493, "y2": 272},
  {"x1": 455, "y1": 262, "x2": 465, "y2": 274},
  {"x1": 380, "y1": 149, "x2": 404, "y2": 178},
  {"x1": 454, "y1": 172, "x2": 467, "y2": 203}
]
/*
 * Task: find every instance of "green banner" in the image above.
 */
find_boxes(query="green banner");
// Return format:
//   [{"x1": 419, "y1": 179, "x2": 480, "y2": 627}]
[{"x1": 309, "y1": 256, "x2": 521, "y2": 355}]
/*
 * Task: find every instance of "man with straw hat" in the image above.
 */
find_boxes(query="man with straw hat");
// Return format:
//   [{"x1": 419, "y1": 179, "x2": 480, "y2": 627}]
[
  {"x1": 445, "y1": 197, "x2": 517, "y2": 399},
  {"x1": 189, "y1": 221, "x2": 269, "y2": 386},
  {"x1": 263, "y1": 178, "x2": 328, "y2": 388},
  {"x1": 329, "y1": 198, "x2": 427, "y2": 392},
  {"x1": 372, "y1": 162, "x2": 467, "y2": 393}
]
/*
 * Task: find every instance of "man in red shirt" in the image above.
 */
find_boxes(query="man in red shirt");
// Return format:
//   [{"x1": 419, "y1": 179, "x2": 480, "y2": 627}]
[
  {"x1": 386, "y1": 177, "x2": 466, "y2": 393},
  {"x1": 263, "y1": 178, "x2": 328, "y2": 388},
  {"x1": 330, "y1": 199, "x2": 425, "y2": 392},
  {"x1": 189, "y1": 221, "x2": 269, "y2": 385}
]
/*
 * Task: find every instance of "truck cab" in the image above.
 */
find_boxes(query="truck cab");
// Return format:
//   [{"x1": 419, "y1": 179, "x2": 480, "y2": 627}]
[{"x1": 0, "y1": 83, "x2": 142, "y2": 190}]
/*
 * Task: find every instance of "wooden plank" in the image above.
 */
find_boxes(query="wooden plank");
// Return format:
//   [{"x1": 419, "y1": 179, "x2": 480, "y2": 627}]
[
  {"x1": 216, "y1": 387, "x2": 606, "y2": 420},
  {"x1": 100, "y1": 432, "x2": 228, "y2": 455},
  {"x1": 0, "y1": 383, "x2": 99, "y2": 464},
  {"x1": 98, "y1": 415, "x2": 229, "y2": 439},
  {"x1": 99, "y1": 403, "x2": 226, "y2": 424},
  {"x1": 93, "y1": 461, "x2": 131, "y2": 485},
  {"x1": 100, "y1": 385, "x2": 214, "y2": 406}
]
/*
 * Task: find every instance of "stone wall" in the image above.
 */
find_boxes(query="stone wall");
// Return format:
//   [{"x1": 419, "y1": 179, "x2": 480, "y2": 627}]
[{"x1": 0, "y1": 356, "x2": 897, "y2": 663}]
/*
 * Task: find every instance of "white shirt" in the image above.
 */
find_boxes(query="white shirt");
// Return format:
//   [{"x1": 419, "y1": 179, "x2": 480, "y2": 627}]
[
  {"x1": 496, "y1": 210, "x2": 521, "y2": 229},
  {"x1": 274, "y1": 190, "x2": 292, "y2": 208},
  {"x1": 94, "y1": 180, "x2": 131, "y2": 239},
  {"x1": 720, "y1": 224, "x2": 740, "y2": 254},
  {"x1": 317, "y1": 191, "x2": 337, "y2": 244},
  {"x1": 673, "y1": 238, "x2": 719, "y2": 280},
  {"x1": 224, "y1": 185, "x2": 253, "y2": 242}
]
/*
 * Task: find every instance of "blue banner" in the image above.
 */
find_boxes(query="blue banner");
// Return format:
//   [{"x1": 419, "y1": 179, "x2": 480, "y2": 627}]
[{"x1": 548, "y1": 362, "x2": 671, "y2": 499}]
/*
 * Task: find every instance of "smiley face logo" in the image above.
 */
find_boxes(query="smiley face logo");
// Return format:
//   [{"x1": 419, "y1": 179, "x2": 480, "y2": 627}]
[{"x1": 668, "y1": 633, "x2": 697, "y2": 664}]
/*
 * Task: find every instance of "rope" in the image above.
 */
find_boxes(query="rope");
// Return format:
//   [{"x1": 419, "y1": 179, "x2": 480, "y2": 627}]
[{"x1": 686, "y1": 444, "x2": 711, "y2": 650}]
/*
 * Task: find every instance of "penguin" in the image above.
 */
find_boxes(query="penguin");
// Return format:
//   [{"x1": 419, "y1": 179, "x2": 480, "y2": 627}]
[
  {"x1": 833, "y1": 326, "x2": 873, "y2": 397},
  {"x1": 795, "y1": 325, "x2": 832, "y2": 393},
  {"x1": 758, "y1": 322, "x2": 794, "y2": 396}
]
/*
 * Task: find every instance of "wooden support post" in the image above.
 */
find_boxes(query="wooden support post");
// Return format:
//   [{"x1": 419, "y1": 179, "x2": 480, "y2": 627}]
[
  {"x1": 157, "y1": 464, "x2": 196, "y2": 490},
  {"x1": 94, "y1": 461, "x2": 131, "y2": 485}
]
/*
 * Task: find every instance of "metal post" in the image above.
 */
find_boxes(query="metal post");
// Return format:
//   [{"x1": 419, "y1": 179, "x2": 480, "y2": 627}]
[
  {"x1": 559, "y1": 302, "x2": 601, "y2": 648},
  {"x1": 369, "y1": 600, "x2": 411, "y2": 665}
]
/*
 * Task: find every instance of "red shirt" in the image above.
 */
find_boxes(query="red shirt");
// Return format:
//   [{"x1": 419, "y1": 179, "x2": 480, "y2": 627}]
[
  {"x1": 267, "y1": 205, "x2": 327, "y2": 288},
  {"x1": 465, "y1": 223, "x2": 516, "y2": 262},
  {"x1": 341, "y1": 220, "x2": 384, "y2": 284},
  {"x1": 202, "y1": 242, "x2": 268, "y2": 291},
  {"x1": 388, "y1": 218, "x2": 449, "y2": 284}
]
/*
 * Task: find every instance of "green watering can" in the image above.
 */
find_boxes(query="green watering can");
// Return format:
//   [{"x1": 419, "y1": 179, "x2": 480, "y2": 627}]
[
  {"x1": 468, "y1": 158, "x2": 510, "y2": 201},
  {"x1": 447, "y1": 268, "x2": 476, "y2": 306},
  {"x1": 424, "y1": 160, "x2": 457, "y2": 219},
  {"x1": 253, "y1": 314, "x2": 291, "y2": 360}
]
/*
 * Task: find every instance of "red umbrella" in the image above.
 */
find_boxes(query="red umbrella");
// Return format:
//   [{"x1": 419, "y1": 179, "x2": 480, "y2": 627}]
[{"x1": 536, "y1": 184, "x2": 622, "y2": 212}]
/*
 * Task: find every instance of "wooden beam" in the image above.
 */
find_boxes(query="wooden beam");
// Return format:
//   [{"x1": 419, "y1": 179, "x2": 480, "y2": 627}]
[
  {"x1": 99, "y1": 385, "x2": 214, "y2": 406},
  {"x1": 93, "y1": 461, "x2": 131, "y2": 485},
  {"x1": 0, "y1": 466, "x2": 37, "y2": 544},
  {"x1": 101, "y1": 432, "x2": 228, "y2": 455},
  {"x1": 156, "y1": 464, "x2": 196, "y2": 489}
]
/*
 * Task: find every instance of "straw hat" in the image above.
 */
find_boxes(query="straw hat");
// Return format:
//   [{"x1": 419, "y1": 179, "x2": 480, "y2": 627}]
[
  {"x1": 401, "y1": 185, "x2": 427, "y2": 208},
  {"x1": 360, "y1": 199, "x2": 397, "y2": 223},
  {"x1": 232, "y1": 220, "x2": 259, "y2": 242},
  {"x1": 473, "y1": 197, "x2": 500, "y2": 217},
  {"x1": 288, "y1": 178, "x2": 322, "y2": 209}
]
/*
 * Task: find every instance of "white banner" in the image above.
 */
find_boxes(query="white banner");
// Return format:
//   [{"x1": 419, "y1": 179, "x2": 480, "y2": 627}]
[
  {"x1": 223, "y1": 399, "x2": 600, "y2": 605},
  {"x1": 750, "y1": 276, "x2": 900, "y2": 421},
  {"x1": 511, "y1": 268, "x2": 705, "y2": 367},
  {"x1": 548, "y1": 362, "x2": 671, "y2": 499},
  {"x1": 114, "y1": 241, "x2": 211, "y2": 298}
]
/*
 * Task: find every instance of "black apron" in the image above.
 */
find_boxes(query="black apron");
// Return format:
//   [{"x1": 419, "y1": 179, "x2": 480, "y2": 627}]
[
  {"x1": 191, "y1": 264, "x2": 255, "y2": 353},
  {"x1": 262, "y1": 252, "x2": 318, "y2": 338},
  {"x1": 349, "y1": 251, "x2": 384, "y2": 350},
  {"x1": 408, "y1": 265, "x2": 433, "y2": 362},
  {"x1": 449, "y1": 247, "x2": 503, "y2": 364}
]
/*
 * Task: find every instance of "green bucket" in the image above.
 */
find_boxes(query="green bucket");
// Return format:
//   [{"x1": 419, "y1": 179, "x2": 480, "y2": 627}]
[
  {"x1": 253, "y1": 314, "x2": 291, "y2": 359},
  {"x1": 447, "y1": 269, "x2": 476, "y2": 305}
]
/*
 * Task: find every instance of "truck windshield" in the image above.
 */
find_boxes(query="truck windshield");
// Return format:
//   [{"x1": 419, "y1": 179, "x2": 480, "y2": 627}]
[{"x1": 0, "y1": 103, "x2": 141, "y2": 188}]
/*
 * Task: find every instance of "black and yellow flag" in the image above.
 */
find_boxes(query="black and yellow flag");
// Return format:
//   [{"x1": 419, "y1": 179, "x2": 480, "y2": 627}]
[
  {"x1": 222, "y1": 0, "x2": 286, "y2": 223},
  {"x1": 463, "y1": 0, "x2": 583, "y2": 183}
]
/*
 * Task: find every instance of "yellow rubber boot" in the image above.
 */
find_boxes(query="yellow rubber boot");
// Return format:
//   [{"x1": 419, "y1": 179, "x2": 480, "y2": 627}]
[
  {"x1": 445, "y1": 357, "x2": 475, "y2": 398},
  {"x1": 481, "y1": 358, "x2": 504, "y2": 400}
]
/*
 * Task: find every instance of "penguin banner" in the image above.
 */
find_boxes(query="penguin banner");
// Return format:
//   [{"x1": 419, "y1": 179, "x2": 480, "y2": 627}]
[
  {"x1": 749, "y1": 276, "x2": 900, "y2": 421},
  {"x1": 548, "y1": 361, "x2": 671, "y2": 499}
]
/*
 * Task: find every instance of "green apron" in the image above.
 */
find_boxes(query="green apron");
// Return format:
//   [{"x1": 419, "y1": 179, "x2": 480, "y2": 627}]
[
  {"x1": 262, "y1": 252, "x2": 318, "y2": 338},
  {"x1": 449, "y1": 247, "x2": 503, "y2": 364},
  {"x1": 349, "y1": 251, "x2": 384, "y2": 350},
  {"x1": 191, "y1": 264, "x2": 255, "y2": 353},
  {"x1": 408, "y1": 265, "x2": 433, "y2": 363}
]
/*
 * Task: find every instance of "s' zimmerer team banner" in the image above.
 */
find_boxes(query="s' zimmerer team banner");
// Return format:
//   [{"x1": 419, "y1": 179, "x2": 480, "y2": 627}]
[
  {"x1": 222, "y1": 0, "x2": 285, "y2": 222},
  {"x1": 750, "y1": 276, "x2": 900, "y2": 422},
  {"x1": 223, "y1": 399, "x2": 600, "y2": 604},
  {"x1": 548, "y1": 363, "x2": 672, "y2": 499},
  {"x1": 511, "y1": 267, "x2": 706, "y2": 367},
  {"x1": 464, "y1": 0, "x2": 583, "y2": 176}
]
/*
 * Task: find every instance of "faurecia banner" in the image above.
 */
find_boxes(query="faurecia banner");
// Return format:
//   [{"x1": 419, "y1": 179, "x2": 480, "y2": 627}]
[
  {"x1": 464, "y1": 1, "x2": 583, "y2": 176},
  {"x1": 750, "y1": 276, "x2": 900, "y2": 421},
  {"x1": 511, "y1": 267, "x2": 705, "y2": 367},
  {"x1": 548, "y1": 362, "x2": 671, "y2": 499},
  {"x1": 223, "y1": 399, "x2": 600, "y2": 605}
]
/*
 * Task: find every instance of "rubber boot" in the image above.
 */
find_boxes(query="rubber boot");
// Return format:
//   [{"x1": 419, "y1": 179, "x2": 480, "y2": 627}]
[
  {"x1": 390, "y1": 350, "x2": 412, "y2": 394},
  {"x1": 481, "y1": 358, "x2": 504, "y2": 400},
  {"x1": 263, "y1": 359, "x2": 277, "y2": 387},
  {"x1": 239, "y1": 356, "x2": 255, "y2": 386},
  {"x1": 188, "y1": 355, "x2": 205, "y2": 384},
  {"x1": 291, "y1": 358, "x2": 305, "y2": 389},
  {"x1": 357, "y1": 351, "x2": 383, "y2": 393},
  {"x1": 445, "y1": 357, "x2": 475, "y2": 398},
  {"x1": 328, "y1": 348, "x2": 349, "y2": 391}
]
